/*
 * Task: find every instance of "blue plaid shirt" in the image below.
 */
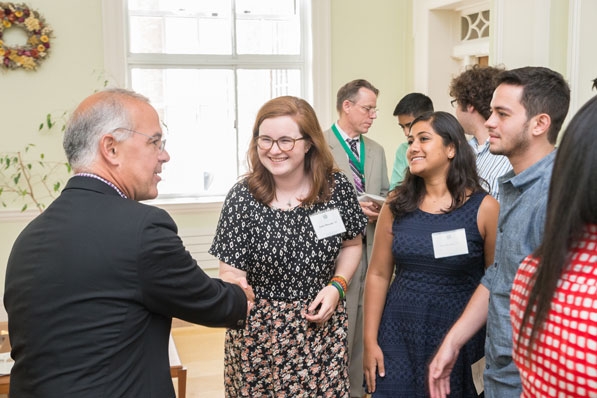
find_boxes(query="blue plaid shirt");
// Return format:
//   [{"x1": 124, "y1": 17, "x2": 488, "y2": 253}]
[{"x1": 480, "y1": 150, "x2": 556, "y2": 397}]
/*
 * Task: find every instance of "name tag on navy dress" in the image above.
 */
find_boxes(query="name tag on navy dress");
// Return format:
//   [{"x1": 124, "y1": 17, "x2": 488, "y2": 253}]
[{"x1": 431, "y1": 228, "x2": 469, "y2": 258}]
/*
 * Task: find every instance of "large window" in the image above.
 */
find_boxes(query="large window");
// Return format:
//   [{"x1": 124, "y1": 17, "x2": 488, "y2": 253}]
[{"x1": 119, "y1": 0, "x2": 314, "y2": 199}]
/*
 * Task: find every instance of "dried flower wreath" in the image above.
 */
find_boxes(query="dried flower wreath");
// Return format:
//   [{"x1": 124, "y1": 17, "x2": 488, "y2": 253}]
[{"x1": 0, "y1": 2, "x2": 52, "y2": 70}]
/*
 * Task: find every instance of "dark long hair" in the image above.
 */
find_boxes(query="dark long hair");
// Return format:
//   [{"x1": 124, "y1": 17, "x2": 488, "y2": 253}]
[
  {"x1": 388, "y1": 111, "x2": 484, "y2": 218},
  {"x1": 245, "y1": 96, "x2": 337, "y2": 206},
  {"x1": 518, "y1": 95, "x2": 597, "y2": 352}
]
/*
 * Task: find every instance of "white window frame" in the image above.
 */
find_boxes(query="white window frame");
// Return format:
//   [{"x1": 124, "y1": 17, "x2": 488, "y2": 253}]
[
  {"x1": 101, "y1": 0, "x2": 331, "y2": 211},
  {"x1": 451, "y1": 3, "x2": 490, "y2": 68}
]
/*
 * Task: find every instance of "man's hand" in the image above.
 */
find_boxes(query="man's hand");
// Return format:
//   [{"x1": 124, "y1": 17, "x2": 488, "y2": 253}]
[
  {"x1": 360, "y1": 200, "x2": 380, "y2": 222},
  {"x1": 428, "y1": 342, "x2": 459, "y2": 398},
  {"x1": 235, "y1": 277, "x2": 255, "y2": 314},
  {"x1": 219, "y1": 263, "x2": 255, "y2": 315}
]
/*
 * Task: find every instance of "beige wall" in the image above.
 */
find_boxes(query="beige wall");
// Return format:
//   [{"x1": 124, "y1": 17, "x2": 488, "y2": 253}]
[
  {"x1": 0, "y1": 0, "x2": 105, "y2": 297},
  {"x1": 1, "y1": 1, "x2": 104, "y2": 158},
  {"x1": 329, "y1": 0, "x2": 413, "y2": 169},
  {"x1": 0, "y1": 0, "x2": 414, "y2": 296}
]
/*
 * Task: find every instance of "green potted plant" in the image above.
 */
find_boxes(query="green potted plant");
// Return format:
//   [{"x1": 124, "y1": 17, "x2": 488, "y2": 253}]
[{"x1": 0, "y1": 112, "x2": 71, "y2": 212}]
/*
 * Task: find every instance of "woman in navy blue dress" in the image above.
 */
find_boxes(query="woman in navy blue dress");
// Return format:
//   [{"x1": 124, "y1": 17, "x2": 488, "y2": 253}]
[{"x1": 363, "y1": 112, "x2": 499, "y2": 397}]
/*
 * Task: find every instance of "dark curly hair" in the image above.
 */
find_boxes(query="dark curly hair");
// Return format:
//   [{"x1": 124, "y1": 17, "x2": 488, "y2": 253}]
[{"x1": 449, "y1": 65, "x2": 505, "y2": 120}]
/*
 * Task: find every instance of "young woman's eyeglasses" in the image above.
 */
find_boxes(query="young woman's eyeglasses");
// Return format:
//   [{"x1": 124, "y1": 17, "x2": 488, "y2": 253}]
[{"x1": 256, "y1": 136, "x2": 305, "y2": 151}]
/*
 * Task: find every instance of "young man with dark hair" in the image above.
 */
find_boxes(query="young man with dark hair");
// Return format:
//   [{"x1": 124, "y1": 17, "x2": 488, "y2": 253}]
[{"x1": 389, "y1": 93, "x2": 434, "y2": 189}]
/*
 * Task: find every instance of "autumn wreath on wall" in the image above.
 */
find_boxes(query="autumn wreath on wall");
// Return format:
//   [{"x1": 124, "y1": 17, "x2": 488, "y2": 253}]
[{"x1": 0, "y1": 2, "x2": 52, "y2": 70}]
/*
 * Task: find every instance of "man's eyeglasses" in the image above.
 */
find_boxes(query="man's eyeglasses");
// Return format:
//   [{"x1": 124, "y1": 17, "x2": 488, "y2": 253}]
[
  {"x1": 349, "y1": 101, "x2": 379, "y2": 116},
  {"x1": 399, "y1": 122, "x2": 413, "y2": 131},
  {"x1": 112, "y1": 127, "x2": 167, "y2": 152},
  {"x1": 450, "y1": 99, "x2": 458, "y2": 108},
  {"x1": 256, "y1": 136, "x2": 305, "y2": 152}
]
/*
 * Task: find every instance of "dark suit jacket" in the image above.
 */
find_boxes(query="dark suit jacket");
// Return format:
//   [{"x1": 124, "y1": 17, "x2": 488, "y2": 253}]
[
  {"x1": 4, "y1": 176, "x2": 247, "y2": 397},
  {"x1": 324, "y1": 128, "x2": 389, "y2": 261}
]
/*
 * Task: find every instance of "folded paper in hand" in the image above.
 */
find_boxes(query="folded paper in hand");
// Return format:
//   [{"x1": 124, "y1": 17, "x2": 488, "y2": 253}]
[
  {"x1": 357, "y1": 194, "x2": 386, "y2": 207},
  {"x1": 0, "y1": 352, "x2": 13, "y2": 375}
]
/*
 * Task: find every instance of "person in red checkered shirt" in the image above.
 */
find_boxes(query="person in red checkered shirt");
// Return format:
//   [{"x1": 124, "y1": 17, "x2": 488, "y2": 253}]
[{"x1": 510, "y1": 94, "x2": 597, "y2": 398}]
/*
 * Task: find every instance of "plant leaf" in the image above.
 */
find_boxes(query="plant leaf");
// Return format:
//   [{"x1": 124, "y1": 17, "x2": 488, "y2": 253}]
[{"x1": 46, "y1": 113, "x2": 54, "y2": 129}]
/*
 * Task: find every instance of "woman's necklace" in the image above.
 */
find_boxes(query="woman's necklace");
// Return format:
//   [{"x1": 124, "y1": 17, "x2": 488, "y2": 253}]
[
  {"x1": 421, "y1": 192, "x2": 453, "y2": 214},
  {"x1": 285, "y1": 196, "x2": 294, "y2": 208},
  {"x1": 275, "y1": 183, "x2": 308, "y2": 210}
]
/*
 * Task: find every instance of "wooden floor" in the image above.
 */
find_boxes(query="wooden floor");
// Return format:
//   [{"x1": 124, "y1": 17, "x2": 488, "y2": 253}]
[{"x1": 171, "y1": 320, "x2": 226, "y2": 398}]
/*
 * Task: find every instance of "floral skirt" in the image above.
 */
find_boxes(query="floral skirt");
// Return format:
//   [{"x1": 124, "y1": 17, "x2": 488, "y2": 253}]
[{"x1": 224, "y1": 297, "x2": 349, "y2": 397}]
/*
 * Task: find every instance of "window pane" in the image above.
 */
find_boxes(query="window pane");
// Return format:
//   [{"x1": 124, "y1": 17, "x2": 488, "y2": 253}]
[
  {"x1": 129, "y1": 0, "x2": 229, "y2": 15},
  {"x1": 236, "y1": 69, "x2": 301, "y2": 174},
  {"x1": 131, "y1": 68, "x2": 237, "y2": 197},
  {"x1": 129, "y1": 16, "x2": 164, "y2": 53},
  {"x1": 196, "y1": 17, "x2": 231, "y2": 54},
  {"x1": 236, "y1": 0, "x2": 296, "y2": 15},
  {"x1": 163, "y1": 17, "x2": 200, "y2": 53},
  {"x1": 236, "y1": 0, "x2": 300, "y2": 54},
  {"x1": 128, "y1": 0, "x2": 232, "y2": 54}
]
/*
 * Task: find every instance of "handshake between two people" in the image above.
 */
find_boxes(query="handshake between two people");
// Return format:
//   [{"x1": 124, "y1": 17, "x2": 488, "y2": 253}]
[
  {"x1": 233, "y1": 276, "x2": 255, "y2": 315},
  {"x1": 226, "y1": 274, "x2": 340, "y2": 324}
]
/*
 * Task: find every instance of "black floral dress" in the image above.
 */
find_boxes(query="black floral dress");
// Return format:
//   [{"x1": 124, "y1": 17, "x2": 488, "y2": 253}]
[{"x1": 209, "y1": 172, "x2": 367, "y2": 397}]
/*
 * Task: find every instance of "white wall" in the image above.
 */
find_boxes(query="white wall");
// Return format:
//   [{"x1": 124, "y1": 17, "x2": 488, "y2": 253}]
[{"x1": 566, "y1": 0, "x2": 597, "y2": 114}]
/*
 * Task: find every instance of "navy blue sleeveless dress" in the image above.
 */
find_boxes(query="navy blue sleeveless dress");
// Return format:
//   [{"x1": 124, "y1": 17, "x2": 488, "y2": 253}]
[{"x1": 373, "y1": 192, "x2": 487, "y2": 397}]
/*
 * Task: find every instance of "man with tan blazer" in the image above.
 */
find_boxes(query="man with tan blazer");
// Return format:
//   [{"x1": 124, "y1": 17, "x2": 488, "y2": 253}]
[{"x1": 324, "y1": 79, "x2": 389, "y2": 397}]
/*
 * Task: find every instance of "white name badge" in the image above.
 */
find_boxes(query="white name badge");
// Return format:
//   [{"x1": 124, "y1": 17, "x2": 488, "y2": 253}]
[
  {"x1": 431, "y1": 228, "x2": 469, "y2": 258},
  {"x1": 309, "y1": 208, "x2": 346, "y2": 239}
]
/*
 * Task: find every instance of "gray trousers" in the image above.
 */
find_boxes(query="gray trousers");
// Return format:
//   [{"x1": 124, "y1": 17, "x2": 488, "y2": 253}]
[{"x1": 346, "y1": 243, "x2": 368, "y2": 397}]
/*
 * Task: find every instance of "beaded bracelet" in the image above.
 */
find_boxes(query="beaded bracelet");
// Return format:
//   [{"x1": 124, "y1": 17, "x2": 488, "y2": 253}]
[
  {"x1": 328, "y1": 275, "x2": 348, "y2": 300},
  {"x1": 331, "y1": 275, "x2": 348, "y2": 292},
  {"x1": 329, "y1": 280, "x2": 345, "y2": 299}
]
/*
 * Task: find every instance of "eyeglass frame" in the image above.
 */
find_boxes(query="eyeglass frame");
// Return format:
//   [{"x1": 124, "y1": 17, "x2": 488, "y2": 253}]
[
  {"x1": 255, "y1": 135, "x2": 305, "y2": 152},
  {"x1": 450, "y1": 99, "x2": 458, "y2": 108},
  {"x1": 348, "y1": 100, "x2": 379, "y2": 115},
  {"x1": 399, "y1": 121, "x2": 413, "y2": 131},
  {"x1": 112, "y1": 127, "x2": 167, "y2": 152}
]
